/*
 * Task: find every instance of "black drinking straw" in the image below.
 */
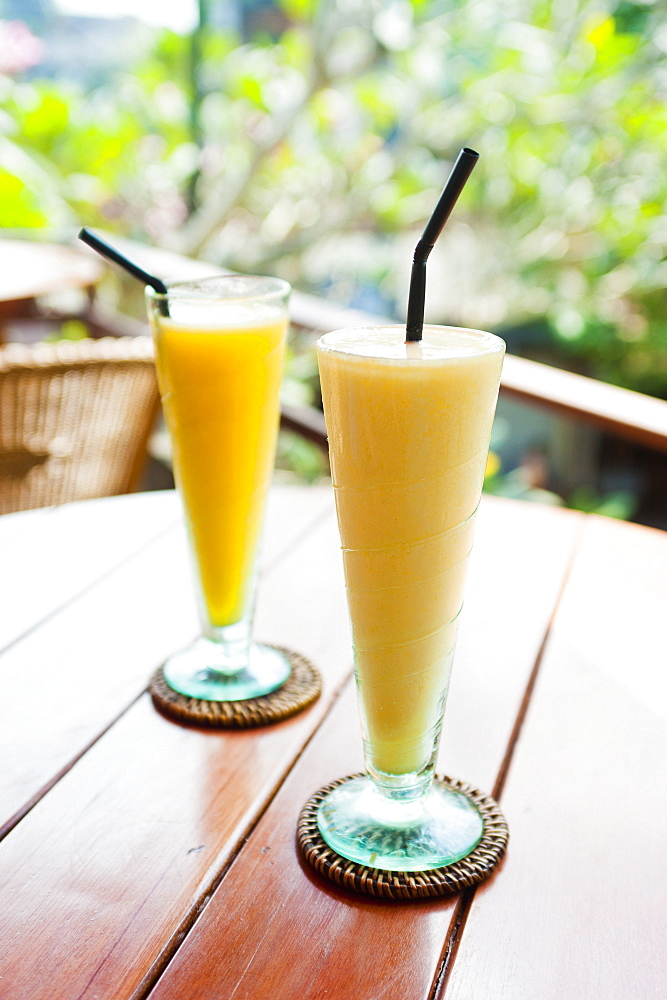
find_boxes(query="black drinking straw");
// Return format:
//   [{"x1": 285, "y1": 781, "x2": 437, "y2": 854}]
[
  {"x1": 78, "y1": 228, "x2": 170, "y2": 314},
  {"x1": 405, "y1": 147, "x2": 479, "y2": 342}
]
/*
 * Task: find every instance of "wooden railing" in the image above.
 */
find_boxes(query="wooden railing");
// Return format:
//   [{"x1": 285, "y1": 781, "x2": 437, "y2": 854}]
[
  {"x1": 285, "y1": 297, "x2": 667, "y2": 457},
  {"x1": 84, "y1": 236, "x2": 667, "y2": 455}
]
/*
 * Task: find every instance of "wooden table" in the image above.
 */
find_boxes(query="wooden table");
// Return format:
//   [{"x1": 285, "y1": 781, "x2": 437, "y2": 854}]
[{"x1": 0, "y1": 487, "x2": 664, "y2": 999}]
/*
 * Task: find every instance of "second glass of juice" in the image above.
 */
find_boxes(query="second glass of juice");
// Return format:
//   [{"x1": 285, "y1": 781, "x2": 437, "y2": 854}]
[
  {"x1": 315, "y1": 324, "x2": 504, "y2": 870},
  {"x1": 146, "y1": 274, "x2": 290, "y2": 702}
]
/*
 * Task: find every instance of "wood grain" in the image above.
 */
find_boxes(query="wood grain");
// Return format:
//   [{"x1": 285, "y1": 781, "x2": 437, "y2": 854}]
[
  {"x1": 0, "y1": 498, "x2": 350, "y2": 1000},
  {"x1": 152, "y1": 683, "x2": 458, "y2": 1000},
  {"x1": 144, "y1": 498, "x2": 581, "y2": 1000},
  {"x1": 0, "y1": 486, "x2": 331, "y2": 835},
  {"x1": 443, "y1": 514, "x2": 667, "y2": 1000},
  {"x1": 0, "y1": 517, "x2": 196, "y2": 835}
]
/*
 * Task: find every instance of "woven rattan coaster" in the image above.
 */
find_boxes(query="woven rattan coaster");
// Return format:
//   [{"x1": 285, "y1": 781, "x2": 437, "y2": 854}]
[
  {"x1": 149, "y1": 646, "x2": 321, "y2": 728},
  {"x1": 297, "y1": 774, "x2": 509, "y2": 900}
]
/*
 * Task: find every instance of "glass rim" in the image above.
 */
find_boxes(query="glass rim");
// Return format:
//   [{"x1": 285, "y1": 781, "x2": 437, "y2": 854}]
[
  {"x1": 146, "y1": 273, "x2": 291, "y2": 303},
  {"x1": 316, "y1": 324, "x2": 505, "y2": 359}
]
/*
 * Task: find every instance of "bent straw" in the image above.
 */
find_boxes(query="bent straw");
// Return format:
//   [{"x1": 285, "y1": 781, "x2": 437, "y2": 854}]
[
  {"x1": 405, "y1": 148, "x2": 479, "y2": 342},
  {"x1": 78, "y1": 228, "x2": 170, "y2": 315}
]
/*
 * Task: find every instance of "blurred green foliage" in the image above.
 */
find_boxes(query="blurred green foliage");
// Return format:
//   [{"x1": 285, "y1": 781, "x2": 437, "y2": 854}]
[
  {"x1": 568, "y1": 484, "x2": 638, "y2": 519},
  {"x1": 483, "y1": 448, "x2": 639, "y2": 519},
  {"x1": 1, "y1": 0, "x2": 666, "y2": 397}
]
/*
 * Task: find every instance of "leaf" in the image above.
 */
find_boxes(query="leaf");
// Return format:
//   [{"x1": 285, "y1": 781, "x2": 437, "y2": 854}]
[
  {"x1": 0, "y1": 170, "x2": 47, "y2": 226},
  {"x1": 584, "y1": 16, "x2": 616, "y2": 50},
  {"x1": 276, "y1": 0, "x2": 316, "y2": 21},
  {"x1": 21, "y1": 93, "x2": 69, "y2": 143}
]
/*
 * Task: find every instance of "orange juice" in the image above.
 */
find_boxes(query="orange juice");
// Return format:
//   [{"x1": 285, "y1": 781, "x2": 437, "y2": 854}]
[
  {"x1": 317, "y1": 326, "x2": 504, "y2": 776},
  {"x1": 151, "y1": 304, "x2": 287, "y2": 627}
]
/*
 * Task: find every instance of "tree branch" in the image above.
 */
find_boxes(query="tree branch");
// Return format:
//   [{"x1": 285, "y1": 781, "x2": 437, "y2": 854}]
[{"x1": 170, "y1": 6, "x2": 381, "y2": 260}]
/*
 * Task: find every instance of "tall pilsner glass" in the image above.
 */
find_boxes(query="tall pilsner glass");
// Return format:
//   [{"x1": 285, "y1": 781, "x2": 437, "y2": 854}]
[
  {"x1": 146, "y1": 275, "x2": 291, "y2": 702},
  {"x1": 316, "y1": 325, "x2": 504, "y2": 870}
]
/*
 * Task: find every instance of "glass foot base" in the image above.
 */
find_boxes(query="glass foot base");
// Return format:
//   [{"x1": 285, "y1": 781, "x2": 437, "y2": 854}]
[
  {"x1": 162, "y1": 638, "x2": 291, "y2": 702},
  {"x1": 316, "y1": 774, "x2": 484, "y2": 871}
]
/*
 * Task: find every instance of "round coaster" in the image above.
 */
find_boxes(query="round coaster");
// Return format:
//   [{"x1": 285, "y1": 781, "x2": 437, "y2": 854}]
[
  {"x1": 297, "y1": 774, "x2": 509, "y2": 900},
  {"x1": 149, "y1": 646, "x2": 321, "y2": 728}
]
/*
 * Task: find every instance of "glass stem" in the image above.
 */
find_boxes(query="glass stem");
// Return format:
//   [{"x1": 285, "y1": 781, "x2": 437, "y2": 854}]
[
  {"x1": 201, "y1": 615, "x2": 253, "y2": 676},
  {"x1": 195, "y1": 558, "x2": 259, "y2": 677}
]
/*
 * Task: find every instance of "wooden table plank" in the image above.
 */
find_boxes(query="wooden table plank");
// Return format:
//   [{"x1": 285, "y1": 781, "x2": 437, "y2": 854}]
[
  {"x1": 0, "y1": 491, "x2": 180, "y2": 652},
  {"x1": 438, "y1": 499, "x2": 582, "y2": 793},
  {"x1": 443, "y1": 515, "x2": 667, "y2": 1000},
  {"x1": 145, "y1": 498, "x2": 582, "y2": 1000},
  {"x1": 0, "y1": 519, "x2": 196, "y2": 837},
  {"x1": 0, "y1": 503, "x2": 350, "y2": 1000},
  {"x1": 0, "y1": 486, "x2": 331, "y2": 836}
]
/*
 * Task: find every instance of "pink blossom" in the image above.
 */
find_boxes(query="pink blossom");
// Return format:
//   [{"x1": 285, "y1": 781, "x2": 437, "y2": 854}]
[{"x1": 0, "y1": 20, "x2": 44, "y2": 75}]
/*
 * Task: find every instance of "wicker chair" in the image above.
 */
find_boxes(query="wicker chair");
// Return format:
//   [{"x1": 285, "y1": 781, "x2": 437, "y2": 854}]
[{"x1": 0, "y1": 336, "x2": 160, "y2": 515}]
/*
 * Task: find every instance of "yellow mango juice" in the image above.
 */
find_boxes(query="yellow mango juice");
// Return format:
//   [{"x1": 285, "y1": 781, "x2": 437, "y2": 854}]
[
  {"x1": 150, "y1": 303, "x2": 287, "y2": 628},
  {"x1": 317, "y1": 326, "x2": 504, "y2": 778}
]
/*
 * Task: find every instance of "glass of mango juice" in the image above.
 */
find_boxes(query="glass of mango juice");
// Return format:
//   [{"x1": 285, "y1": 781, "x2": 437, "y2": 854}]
[
  {"x1": 146, "y1": 275, "x2": 291, "y2": 702},
  {"x1": 315, "y1": 324, "x2": 504, "y2": 871}
]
